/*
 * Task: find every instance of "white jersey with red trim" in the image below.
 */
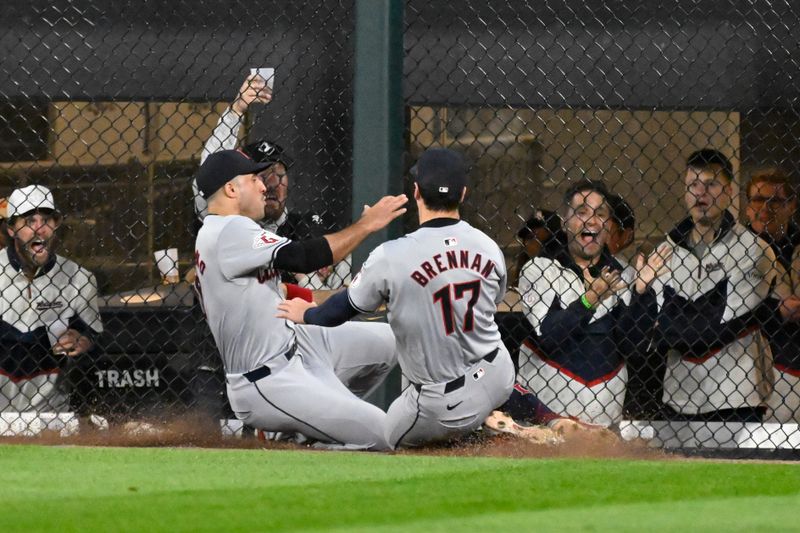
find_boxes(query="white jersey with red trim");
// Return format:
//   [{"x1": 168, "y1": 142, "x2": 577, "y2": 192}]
[
  {"x1": 653, "y1": 216, "x2": 775, "y2": 415},
  {"x1": 516, "y1": 251, "x2": 630, "y2": 426},
  {"x1": 518, "y1": 344, "x2": 627, "y2": 426},
  {"x1": 0, "y1": 248, "x2": 103, "y2": 411}
]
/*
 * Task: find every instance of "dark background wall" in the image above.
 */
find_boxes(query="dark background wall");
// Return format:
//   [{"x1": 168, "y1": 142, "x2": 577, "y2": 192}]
[{"x1": 1, "y1": 0, "x2": 356, "y2": 220}]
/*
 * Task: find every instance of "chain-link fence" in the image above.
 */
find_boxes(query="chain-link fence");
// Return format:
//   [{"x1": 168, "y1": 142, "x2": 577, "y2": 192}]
[
  {"x1": 0, "y1": 0, "x2": 356, "y2": 435},
  {"x1": 405, "y1": 0, "x2": 800, "y2": 457},
  {"x1": 1, "y1": 0, "x2": 799, "y2": 456}
]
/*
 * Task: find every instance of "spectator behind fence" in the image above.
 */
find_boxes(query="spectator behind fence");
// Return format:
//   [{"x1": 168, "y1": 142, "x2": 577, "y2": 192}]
[
  {"x1": 607, "y1": 194, "x2": 636, "y2": 257},
  {"x1": 192, "y1": 73, "x2": 343, "y2": 281},
  {"x1": 511, "y1": 209, "x2": 565, "y2": 285},
  {"x1": 745, "y1": 168, "x2": 800, "y2": 422},
  {"x1": 295, "y1": 254, "x2": 352, "y2": 290},
  {"x1": 502, "y1": 180, "x2": 667, "y2": 430},
  {"x1": 0, "y1": 185, "x2": 103, "y2": 412},
  {"x1": 649, "y1": 150, "x2": 800, "y2": 423}
]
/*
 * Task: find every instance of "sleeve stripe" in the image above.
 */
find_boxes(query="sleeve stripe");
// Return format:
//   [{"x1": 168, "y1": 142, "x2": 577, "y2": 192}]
[{"x1": 267, "y1": 238, "x2": 291, "y2": 268}]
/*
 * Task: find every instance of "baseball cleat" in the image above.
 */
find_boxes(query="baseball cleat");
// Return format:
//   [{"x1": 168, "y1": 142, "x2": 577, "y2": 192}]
[
  {"x1": 484, "y1": 411, "x2": 563, "y2": 445},
  {"x1": 548, "y1": 418, "x2": 619, "y2": 442}
]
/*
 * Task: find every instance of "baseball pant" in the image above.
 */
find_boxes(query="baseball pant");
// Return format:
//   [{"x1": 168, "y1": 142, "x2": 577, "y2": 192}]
[
  {"x1": 226, "y1": 346, "x2": 389, "y2": 451},
  {"x1": 296, "y1": 322, "x2": 397, "y2": 398},
  {"x1": 385, "y1": 343, "x2": 515, "y2": 449}
]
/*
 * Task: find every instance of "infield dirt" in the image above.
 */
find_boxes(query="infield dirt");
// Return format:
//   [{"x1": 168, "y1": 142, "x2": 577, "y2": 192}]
[{"x1": 0, "y1": 415, "x2": 666, "y2": 460}]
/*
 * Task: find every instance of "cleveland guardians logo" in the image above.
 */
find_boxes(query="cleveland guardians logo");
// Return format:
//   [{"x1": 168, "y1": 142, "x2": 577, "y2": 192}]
[{"x1": 253, "y1": 232, "x2": 279, "y2": 249}]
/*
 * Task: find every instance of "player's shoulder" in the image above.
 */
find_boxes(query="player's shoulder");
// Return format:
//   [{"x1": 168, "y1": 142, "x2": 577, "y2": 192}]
[
  {"x1": 215, "y1": 214, "x2": 282, "y2": 240},
  {"x1": 462, "y1": 221, "x2": 503, "y2": 251},
  {"x1": 366, "y1": 240, "x2": 394, "y2": 262},
  {"x1": 222, "y1": 214, "x2": 261, "y2": 229}
]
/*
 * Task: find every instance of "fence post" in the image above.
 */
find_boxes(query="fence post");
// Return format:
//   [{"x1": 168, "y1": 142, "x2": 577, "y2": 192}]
[
  {"x1": 352, "y1": 0, "x2": 404, "y2": 410},
  {"x1": 352, "y1": 0, "x2": 404, "y2": 269}
]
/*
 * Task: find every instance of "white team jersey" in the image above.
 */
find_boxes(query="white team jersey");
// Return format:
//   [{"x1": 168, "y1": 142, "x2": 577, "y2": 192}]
[
  {"x1": 654, "y1": 219, "x2": 775, "y2": 414},
  {"x1": 767, "y1": 367, "x2": 800, "y2": 423},
  {"x1": 0, "y1": 248, "x2": 102, "y2": 411},
  {"x1": 0, "y1": 250, "x2": 103, "y2": 341},
  {"x1": 348, "y1": 219, "x2": 506, "y2": 384},
  {"x1": 194, "y1": 215, "x2": 293, "y2": 374},
  {"x1": 516, "y1": 253, "x2": 630, "y2": 426}
]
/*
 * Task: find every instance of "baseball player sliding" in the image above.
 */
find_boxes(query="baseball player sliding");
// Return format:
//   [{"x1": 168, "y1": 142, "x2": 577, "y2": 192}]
[
  {"x1": 278, "y1": 149, "x2": 532, "y2": 448},
  {"x1": 194, "y1": 149, "x2": 406, "y2": 450}
]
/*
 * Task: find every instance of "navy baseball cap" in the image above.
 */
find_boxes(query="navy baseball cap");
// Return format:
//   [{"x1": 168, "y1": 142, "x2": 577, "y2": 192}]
[
  {"x1": 242, "y1": 139, "x2": 295, "y2": 169},
  {"x1": 195, "y1": 150, "x2": 272, "y2": 199},
  {"x1": 411, "y1": 148, "x2": 468, "y2": 202}
]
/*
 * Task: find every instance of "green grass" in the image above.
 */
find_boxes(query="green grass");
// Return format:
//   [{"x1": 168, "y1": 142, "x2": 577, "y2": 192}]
[{"x1": 1, "y1": 445, "x2": 798, "y2": 532}]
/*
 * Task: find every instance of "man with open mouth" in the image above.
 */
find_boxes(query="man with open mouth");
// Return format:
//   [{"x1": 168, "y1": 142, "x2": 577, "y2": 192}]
[
  {"x1": 0, "y1": 184, "x2": 103, "y2": 412},
  {"x1": 498, "y1": 179, "x2": 667, "y2": 439}
]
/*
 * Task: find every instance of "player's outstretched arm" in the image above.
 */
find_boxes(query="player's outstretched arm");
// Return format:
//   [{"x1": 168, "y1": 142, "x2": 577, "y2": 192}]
[{"x1": 323, "y1": 194, "x2": 407, "y2": 263}]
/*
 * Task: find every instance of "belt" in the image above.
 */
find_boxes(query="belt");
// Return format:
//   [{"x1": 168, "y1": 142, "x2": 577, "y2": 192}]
[
  {"x1": 413, "y1": 347, "x2": 499, "y2": 393},
  {"x1": 242, "y1": 345, "x2": 296, "y2": 383}
]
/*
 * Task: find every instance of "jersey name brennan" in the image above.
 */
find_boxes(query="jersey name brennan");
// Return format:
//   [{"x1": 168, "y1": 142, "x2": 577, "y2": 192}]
[{"x1": 410, "y1": 250, "x2": 496, "y2": 287}]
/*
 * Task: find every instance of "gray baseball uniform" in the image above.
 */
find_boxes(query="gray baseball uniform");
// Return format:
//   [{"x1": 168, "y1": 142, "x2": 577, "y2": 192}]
[
  {"x1": 348, "y1": 218, "x2": 515, "y2": 448},
  {"x1": 194, "y1": 214, "x2": 396, "y2": 450}
]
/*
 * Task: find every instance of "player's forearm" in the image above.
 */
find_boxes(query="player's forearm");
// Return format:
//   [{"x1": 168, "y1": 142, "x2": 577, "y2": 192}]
[
  {"x1": 323, "y1": 221, "x2": 374, "y2": 264},
  {"x1": 303, "y1": 290, "x2": 359, "y2": 327}
]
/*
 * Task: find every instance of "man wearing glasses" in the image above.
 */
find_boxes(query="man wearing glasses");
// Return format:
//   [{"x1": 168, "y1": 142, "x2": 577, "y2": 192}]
[{"x1": 745, "y1": 168, "x2": 800, "y2": 422}]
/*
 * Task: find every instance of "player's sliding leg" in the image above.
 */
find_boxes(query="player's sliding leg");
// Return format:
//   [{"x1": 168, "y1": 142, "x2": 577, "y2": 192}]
[
  {"x1": 298, "y1": 322, "x2": 398, "y2": 398},
  {"x1": 226, "y1": 354, "x2": 390, "y2": 451}
]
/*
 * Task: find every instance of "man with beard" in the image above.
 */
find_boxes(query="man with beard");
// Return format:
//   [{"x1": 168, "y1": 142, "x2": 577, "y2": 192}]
[
  {"x1": 500, "y1": 180, "x2": 667, "y2": 435},
  {"x1": 650, "y1": 150, "x2": 800, "y2": 422},
  {"x1": 744, "y1": 168, "x2": 800, "y2": 422},
  {"x1": 0, "y1": 185, "x2": 103, "y2": 411}
]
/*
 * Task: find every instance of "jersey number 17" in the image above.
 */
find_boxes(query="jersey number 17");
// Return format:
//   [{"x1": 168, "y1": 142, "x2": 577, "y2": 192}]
[{"x1": 432, "y1": 279, "x2": 481, "y2": 335}]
